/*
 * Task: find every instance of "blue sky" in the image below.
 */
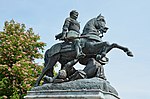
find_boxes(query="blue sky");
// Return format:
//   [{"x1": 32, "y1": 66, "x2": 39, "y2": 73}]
[{"x1": 0, "y1": 0, "x2": 150, "y2": 99}]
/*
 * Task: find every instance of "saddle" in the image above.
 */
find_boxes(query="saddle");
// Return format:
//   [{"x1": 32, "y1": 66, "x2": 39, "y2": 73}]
[
  {"x1": 47, "y1": 42, "x2": 75, "y2": 58},
  {"x1": 60, "y1": 42, "x2": 75, "y2": 52}
]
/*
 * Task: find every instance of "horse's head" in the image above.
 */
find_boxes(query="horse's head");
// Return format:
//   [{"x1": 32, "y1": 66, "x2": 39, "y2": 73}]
[{"x1": 96, "y1": 14, "x2": 109, "y2": 34}]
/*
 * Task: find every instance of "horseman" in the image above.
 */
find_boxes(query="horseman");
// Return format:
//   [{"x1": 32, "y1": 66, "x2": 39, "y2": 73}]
[
  {"x1": 55, "y1": 10, "x2": 85, "y2": 59},
  {"x1": 82, "y1": 14, "x2": 109, "y2": 42}
]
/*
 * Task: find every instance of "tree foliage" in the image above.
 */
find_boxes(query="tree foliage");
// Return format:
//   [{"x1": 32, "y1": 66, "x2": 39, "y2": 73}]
[{"x1": 0, "y1": 20, "x2": 46, "y2": 99}]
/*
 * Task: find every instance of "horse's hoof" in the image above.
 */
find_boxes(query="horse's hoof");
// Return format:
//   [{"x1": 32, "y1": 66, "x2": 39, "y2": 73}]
[
  {"x1": 44, "y1": 76, "x2": 54, "y2": 83},
  {"x1": 34, "y1": 85, "x2": 38, "y2": 87},
  {"x1": 97, "y1": 56, "x2": 109, "y2": 65},
  {"x1": 34, "y1": 84, "x2": 39, "y2": 87},
  {"x1": 96, "y1": 54, "x2": 101, "y2": 60},
  {"x1": 127, "y1": 51, "x2": 133, "y2": 57}
]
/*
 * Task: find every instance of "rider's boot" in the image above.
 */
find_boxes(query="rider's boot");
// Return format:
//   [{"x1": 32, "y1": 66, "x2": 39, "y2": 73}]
[
  {"x1": 75, "y1": 45, "x2": 85, "y2": 59},
  {"x1": 74, "y1": 40, "x2": 85, "y2": 59}
]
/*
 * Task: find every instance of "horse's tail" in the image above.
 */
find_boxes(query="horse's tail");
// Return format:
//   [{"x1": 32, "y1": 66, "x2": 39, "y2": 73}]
[{"x1": 44, "y1": 49, "x2": 50, "y2": 67}]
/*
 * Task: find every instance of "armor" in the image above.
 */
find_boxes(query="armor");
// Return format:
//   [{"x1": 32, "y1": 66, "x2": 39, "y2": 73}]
[{"x1": 56, "y1": 10, "x2": 85, "y2": 59}]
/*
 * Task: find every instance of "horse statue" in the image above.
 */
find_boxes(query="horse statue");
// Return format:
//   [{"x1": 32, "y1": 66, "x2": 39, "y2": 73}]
[{"x1": 34, "y1": 14, "x2": 133, "y2": 87}]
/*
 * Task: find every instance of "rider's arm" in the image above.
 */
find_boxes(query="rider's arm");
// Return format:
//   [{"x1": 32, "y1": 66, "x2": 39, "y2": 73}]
[
  {"x1": 58, "y1": 18, "x2": 71, "y2": 40},
  {"x1": 62, "y1": 18, "x2": 70, "y2": 33}
]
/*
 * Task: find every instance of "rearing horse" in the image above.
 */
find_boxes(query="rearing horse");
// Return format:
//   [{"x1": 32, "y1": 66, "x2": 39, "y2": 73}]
[{"x1": 34, "y1": 15, "x2": 133, "y2": 87}]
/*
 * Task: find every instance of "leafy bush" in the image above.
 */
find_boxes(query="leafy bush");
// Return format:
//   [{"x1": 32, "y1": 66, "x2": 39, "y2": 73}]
[{"x1": 0, "y1": 20, "x2": 46, "y2": 99}]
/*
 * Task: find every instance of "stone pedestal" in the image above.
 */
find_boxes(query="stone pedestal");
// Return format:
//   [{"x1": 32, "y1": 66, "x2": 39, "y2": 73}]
[
  {"x1": 25, "y1": 78, "x2": 120, "y2": 99},
  {"x1": 25, "y1": 89, "x2": 120, "y2": 99}
]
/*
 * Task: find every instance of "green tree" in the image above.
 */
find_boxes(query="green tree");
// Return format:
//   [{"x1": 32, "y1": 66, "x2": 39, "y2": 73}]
[{"x1": 0, "y1": 20, "x2": 46, "y2": 99}]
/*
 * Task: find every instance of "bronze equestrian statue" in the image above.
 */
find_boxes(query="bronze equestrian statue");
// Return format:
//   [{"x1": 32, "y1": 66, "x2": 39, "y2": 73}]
[{"x1": 34, "y1": 13, "x2": 133, "y2": 87}]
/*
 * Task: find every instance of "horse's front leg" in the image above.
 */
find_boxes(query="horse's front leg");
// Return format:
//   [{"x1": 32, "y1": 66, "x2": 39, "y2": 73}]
[
  {"x1": 96, "y1": 41, "x2": 110, "y2": 60},
  {"x1": 111, "y1": 43, "x2": 133, "y2": 57}
]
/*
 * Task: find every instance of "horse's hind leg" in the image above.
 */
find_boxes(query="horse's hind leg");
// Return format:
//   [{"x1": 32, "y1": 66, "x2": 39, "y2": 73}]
[
  {"x1": 44, "y1": 50, "x2": 54, "y2": 78},
  {"x1": 34, "y1": 55, "x2": 59, "y2": 87}
]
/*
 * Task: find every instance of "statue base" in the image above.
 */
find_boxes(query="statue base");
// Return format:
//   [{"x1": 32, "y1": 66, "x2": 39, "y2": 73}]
[
  {"x1": 25, "y1": 77, "x2": 120, "y2": 99},
  {"x1": 24, "y1": 89, "x2": 120, "y2": 99}
]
